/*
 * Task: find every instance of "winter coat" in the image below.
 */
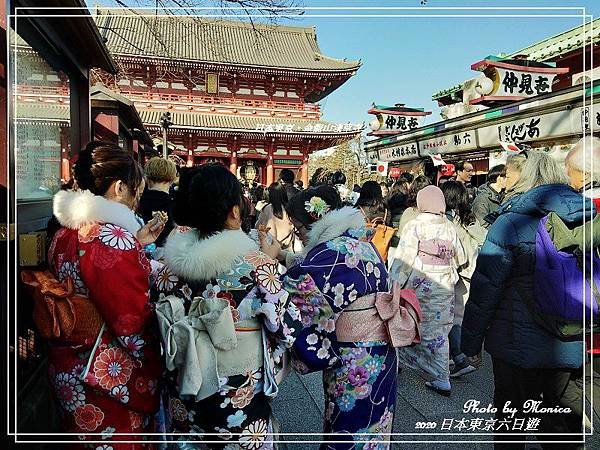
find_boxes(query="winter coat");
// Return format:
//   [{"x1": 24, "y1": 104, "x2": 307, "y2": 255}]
[
  {"x1": 48, "y1": 190, "x2": 163, "y2": 436},
  {"x1": 462, "y1": 184, "x2": 595, "y2": 369},
  {"x1": 472, "y1": 182, "x2": 504, "y2": 228},
  {"x1": 386, "y1": 192, "x2": 408, "y2": 228},
  {"x1": 138, "y1": 188, "x2": 175, "y2": 247}
]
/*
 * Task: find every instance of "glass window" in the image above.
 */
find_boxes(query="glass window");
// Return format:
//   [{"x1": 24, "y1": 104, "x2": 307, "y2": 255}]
[{"x1": 11, "y1": 30, "x2": 71, "y2": 201}]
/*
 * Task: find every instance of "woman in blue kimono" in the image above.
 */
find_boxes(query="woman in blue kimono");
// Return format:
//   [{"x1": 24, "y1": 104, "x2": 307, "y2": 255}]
[{"x1": 260, "y1": 185, "x2": 400, "y2": 450}]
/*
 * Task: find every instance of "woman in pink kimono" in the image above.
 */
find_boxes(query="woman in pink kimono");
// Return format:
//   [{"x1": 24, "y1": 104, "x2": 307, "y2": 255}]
[{"x1": 389, "y1": 185, "x2": 466, "y2": 396}]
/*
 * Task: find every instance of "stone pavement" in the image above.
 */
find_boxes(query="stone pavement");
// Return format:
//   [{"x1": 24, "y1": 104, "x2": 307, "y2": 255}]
[{"x1": 272, "y1": 353, "x2": 597, "y2": 449}]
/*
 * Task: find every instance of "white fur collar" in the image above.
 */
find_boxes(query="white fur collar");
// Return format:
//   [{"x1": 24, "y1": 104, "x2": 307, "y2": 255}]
[
  {"x1": 53, "y1": 190, "x2": 141, "y2": 235},
  {"x1": 164, "y1": 228, "x2": 258, "y2": 282},
  {"x1": 304, "y1": 206, "x2": 366, "y2": 254}
]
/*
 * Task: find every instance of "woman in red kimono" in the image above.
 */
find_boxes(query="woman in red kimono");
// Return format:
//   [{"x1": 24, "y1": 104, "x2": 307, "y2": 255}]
[{"x1": 48, "y1": 143, "x2": 164, "y2": 448}]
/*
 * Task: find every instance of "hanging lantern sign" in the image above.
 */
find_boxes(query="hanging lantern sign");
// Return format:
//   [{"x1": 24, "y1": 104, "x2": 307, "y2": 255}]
[
  {"x1": 367, "y1": 103, "x2": 431, "y2": 136},
  {"x1": 388, "y1": 167, "x2": 402, "y2": 178},
  {"x1": 469, "y1": 57, "x2": 569, "y2": 106}
]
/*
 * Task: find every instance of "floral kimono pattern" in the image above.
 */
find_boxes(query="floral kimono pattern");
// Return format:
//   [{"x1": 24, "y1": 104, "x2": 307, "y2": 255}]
[
  {"x1": 154, "y1": 227, "x2": 301, "y2": 449},
  {"x1": 283, "y1": 207, "x2": 397, "y2": 450},
  {"x1": 48, "y1": 190, "x2": 164, "y2": 449},
  {"x1": 390, "y1": 213, "x2": 466, "y2": 385}
]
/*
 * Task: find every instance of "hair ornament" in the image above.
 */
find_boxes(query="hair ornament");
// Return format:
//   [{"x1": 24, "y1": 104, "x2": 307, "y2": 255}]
[{"x1": 304, "y1": 196, "x2": 330, "y2": 220}]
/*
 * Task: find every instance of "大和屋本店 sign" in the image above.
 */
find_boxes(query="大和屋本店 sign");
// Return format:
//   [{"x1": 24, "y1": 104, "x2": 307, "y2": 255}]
[
  {"x1": 377, "y1": 142, "x2": 419, "y2": 162},
  {"x1": 419, "y1": 129, "x2": 477, "y2": 156}
]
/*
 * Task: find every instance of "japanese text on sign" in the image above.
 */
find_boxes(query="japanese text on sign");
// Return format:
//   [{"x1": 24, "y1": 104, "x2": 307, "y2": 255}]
[
  {"x1": 379, "y1": 143, "x2": 418, "y2": 161},
  {"x1": 495, "y1": 68, "x2": 556, "y2": 98},
  {"x1": 453, "y1": 131, "x2": 473, "y2": 146},
  {"x1": 383, "y1": 114, "x2": 421, "y2": 132},
  {"x1": 497, "y1": 117, "x2": 541, "y2": 143},
  {"x1": 255, "y1": 123, "x2": 362, "y2": 133}
]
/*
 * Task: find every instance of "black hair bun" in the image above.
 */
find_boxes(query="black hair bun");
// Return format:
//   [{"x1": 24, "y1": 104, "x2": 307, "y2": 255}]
[{"x1": 73, "y1": 147, "x2": 95, "y2": 191}]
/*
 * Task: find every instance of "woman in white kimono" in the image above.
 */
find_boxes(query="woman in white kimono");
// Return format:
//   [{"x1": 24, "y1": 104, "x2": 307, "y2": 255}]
[{"x1": 389, "y1": 185, "x2": 466, "y2": 396}]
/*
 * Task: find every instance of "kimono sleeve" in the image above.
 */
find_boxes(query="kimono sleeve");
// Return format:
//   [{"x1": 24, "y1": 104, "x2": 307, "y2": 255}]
[
  {"x1": 79, "y1": 224, "x2": 152, "y2": 341},
  {"x1": 389, "y1": 220, "x2": 420, "y2": 288},
  {"x1": 238, "y1": 259, "x2": 303, "y2": 366},
  {"x1": 281, "y1": 273, "x2": 339, "y2": 374}
]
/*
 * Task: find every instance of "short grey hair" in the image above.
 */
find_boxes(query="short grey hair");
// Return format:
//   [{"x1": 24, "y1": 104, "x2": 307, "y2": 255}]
[
  {"x1": 505, "y1": 153, "x2": 527, "y2": 173},
  {"x1": 506, "y1": 150, "x2": 568, "y2": 199},
  {"x1": 565, "y1": 136, "x2": 600, "y2": 180}
]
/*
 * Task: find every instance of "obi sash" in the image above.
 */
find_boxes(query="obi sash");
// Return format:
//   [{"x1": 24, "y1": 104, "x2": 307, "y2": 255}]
[
  {"x1": 417, "y1": 238, "x2": 455, "y2": 266},
  {"x1": 156, "y1": 295, "x2": 265, "y2": 401},
  {"x1": 335, "y1": 283, "x2": 422, "y2": 347}
]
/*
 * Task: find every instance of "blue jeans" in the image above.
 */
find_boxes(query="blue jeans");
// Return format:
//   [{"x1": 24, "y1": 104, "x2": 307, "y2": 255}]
[{"x1": 449, "y1": 325, "x2": 466, "y2": 364}]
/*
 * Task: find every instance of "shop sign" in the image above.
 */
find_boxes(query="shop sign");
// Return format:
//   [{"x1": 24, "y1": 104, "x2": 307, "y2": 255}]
[
  {"x1": 494, "y1": 68, "x2": 556, "y2": 98},
  {"x1": 378, "y1": 114, "x2": 422, "y2": 133},
  {"x1": 366, "y1": 151, "x2": 379, "y2": 163},
  {"x1": 580, "y1": 105, "x2": 600, "y2": 132},
  {"x1": 378, "y1": 142, "x2": 419, "y2": 162},
  {"x1": 419, "y1": 129, "x2": 477, "y2": 156},
  {"x1": 478, "y1": 108, "x2": 575, "y2": 147}
]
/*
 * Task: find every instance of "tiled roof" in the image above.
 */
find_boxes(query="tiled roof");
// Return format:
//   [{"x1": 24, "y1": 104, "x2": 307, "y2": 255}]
[
  {"x1": 432, "y1": 18, "x2": 600, "y2": 100},
  {"x1": 15, "y1": 103, "x2": 70, "y2": 122},
  {"x1": 138, "y1": 109, "x2": 361, "y2": 135},
  {"x1": 94, "y1": 9, "x2": 360, "y2": 73},
  {"x1": 509, "y1": 17, "x2": 600, "y2": 61}
]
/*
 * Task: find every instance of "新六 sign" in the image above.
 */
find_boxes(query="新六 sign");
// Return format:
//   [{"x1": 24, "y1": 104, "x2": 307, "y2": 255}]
[{"x1": 419, "y1": 129, "x2": 477, "y2": 156}]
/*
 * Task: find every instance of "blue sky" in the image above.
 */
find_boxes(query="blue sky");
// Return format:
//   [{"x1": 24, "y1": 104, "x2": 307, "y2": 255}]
[
  {"x1": 91, "y1": 1, "x2": 598, "y2": 126},
  {"x1": 282, "y1": 0, "x2": 598, "y2": 126}
]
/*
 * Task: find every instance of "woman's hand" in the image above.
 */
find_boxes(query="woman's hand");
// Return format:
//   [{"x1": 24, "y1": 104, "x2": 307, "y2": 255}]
[
  {"x1": 258, "y1": 225, "x2": 282, "y2": 260},
  {"x1": 137, "y1": 212, "x2": 167, "y2": 246}
]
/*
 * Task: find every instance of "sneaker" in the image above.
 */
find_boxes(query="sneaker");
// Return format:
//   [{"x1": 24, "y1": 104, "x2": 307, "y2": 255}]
[
  {"x1": 450, "y1": 360, "x2": 476, "y2": 378},
  {"x1": 425, "y1": 381, "x2": 451, "y2": 397}
]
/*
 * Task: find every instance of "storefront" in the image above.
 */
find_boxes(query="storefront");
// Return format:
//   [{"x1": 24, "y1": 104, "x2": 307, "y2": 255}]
[
  {"x1": 365, "y1": 82, "x2": 600, "y2": 181},
  {"x1": 7, "y1": 0, "x2": 118, "y2": 437}
]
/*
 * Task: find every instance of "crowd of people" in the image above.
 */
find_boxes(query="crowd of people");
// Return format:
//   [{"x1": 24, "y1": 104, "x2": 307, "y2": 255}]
[{"x1": 31, "y1": 137, "x2": 600, "y2": 450}]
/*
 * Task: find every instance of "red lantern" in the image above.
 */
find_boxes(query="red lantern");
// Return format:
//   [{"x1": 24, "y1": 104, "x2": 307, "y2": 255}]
[{"x1": 389, "y1": 167, "x2": 402, "y2": 178}]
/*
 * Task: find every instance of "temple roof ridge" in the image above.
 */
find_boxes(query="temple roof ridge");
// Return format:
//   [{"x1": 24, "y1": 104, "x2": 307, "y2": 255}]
[{"x1": 93, "y1": 7, "x2": 360, "y2": 73}]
